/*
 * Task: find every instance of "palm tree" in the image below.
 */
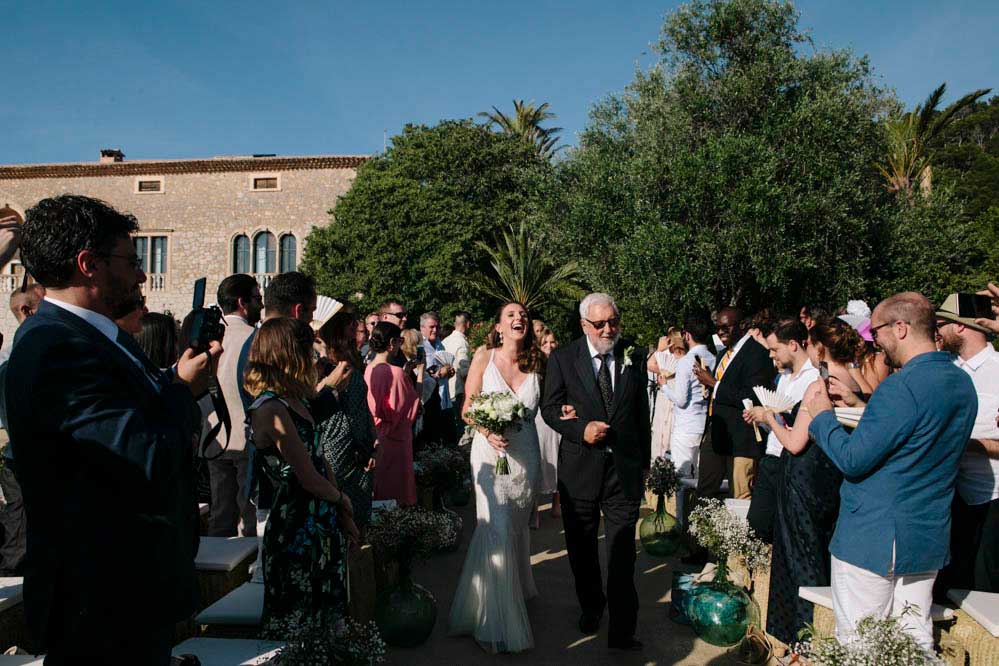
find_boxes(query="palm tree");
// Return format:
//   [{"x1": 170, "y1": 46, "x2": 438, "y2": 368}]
[
  {"x1": 479, "y1": 100, "x2": 563, "y2": 159},
  {"x1": 879, "y1": 83, "x2": 990, "y2": 194},
  {"x1": 470, "y1": 219, "x2": 583, "y2": 312}
]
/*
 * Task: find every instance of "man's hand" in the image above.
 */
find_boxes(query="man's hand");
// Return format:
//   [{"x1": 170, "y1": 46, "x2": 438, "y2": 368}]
[
  {"x1": 975, "y1": 283, "x2": 999, "y2": 335},
  {"x1": 437, "y1": 363, "x2": 455, "y2": 378},
  {"x1": 559, "y1": 405, "x2": 578, "y2": 420},
  {"x1": 803, "y1": 380, "x2": 834, "y2": 418},
  {"x1": 583, "y1": 421, "x2": 610, "y2": 445},
  {"x1": 176, "y1": 341, "x2": 223, "y2": 395},
  {"x1": 692, "y1": 363, "x2": 716, "y2": 388}
]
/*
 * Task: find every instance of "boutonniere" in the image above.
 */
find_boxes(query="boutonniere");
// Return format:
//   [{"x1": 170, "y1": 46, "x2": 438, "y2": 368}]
[{"x1": 622, "y1": 345, "x2": 635, "y2": 367}]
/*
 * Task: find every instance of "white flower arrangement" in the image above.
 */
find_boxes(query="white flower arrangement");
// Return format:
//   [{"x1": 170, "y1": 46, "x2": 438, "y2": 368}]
[
  {"x1": 623, "y1": 345, "x2": 635, "y2": 367},
  {"x1": 688, "y1": 498, "x2": 770, "y2": 574},
  {"x1": 793, "y1": 607, "x2": 944, "y2": 665},
  {"x1": 465, "y1": 390, "x2": 530, "y2": 474},
  {"x1": 263, "y1": 612, "x2": 387, "y2": 666}
]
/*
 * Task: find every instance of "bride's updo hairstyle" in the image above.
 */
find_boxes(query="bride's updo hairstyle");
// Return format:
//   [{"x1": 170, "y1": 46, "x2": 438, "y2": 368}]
[
  {"x1": 808, "y1": 317, "x2": 865, "y2": 366},
  {"x1": 486, "y1": 301, "x2": 545, "y2": 375}
]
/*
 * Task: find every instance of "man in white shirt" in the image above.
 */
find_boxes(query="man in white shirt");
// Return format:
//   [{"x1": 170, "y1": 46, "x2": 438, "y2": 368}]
[
  {"x1": 442, "y1": 310, "x2": 472, "y2": 415},
  {"x1": 746, "y1": 318, "x2": 819, "y2": 542},
  {"x1": 420, "y1": 311, "x2": 456, "y2": 443},
  {"x1": 205, "y1": 274, "x2": 263, "y2": 538},
  {"x1": 935, "y1": 294, "x2": 999, "y2": 594},
  {"x1": 660, "y1": 315, "x2": 716, "y2": 478}
]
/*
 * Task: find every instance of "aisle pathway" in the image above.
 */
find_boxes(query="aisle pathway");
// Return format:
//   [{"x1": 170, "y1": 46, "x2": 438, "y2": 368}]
[{"x1": 389, "y1": 500, "x2": 731, "y2": 665}]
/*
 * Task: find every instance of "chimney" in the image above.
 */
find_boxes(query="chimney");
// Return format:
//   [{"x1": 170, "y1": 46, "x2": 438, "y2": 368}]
[{"x1": 99, "y1": 149, "x2": 125, "y2": 164}]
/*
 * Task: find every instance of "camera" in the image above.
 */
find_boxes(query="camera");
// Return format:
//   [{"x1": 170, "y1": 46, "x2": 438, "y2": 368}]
[{"x1": 188, "y1": 277, "x2": 225, "y2": 354}]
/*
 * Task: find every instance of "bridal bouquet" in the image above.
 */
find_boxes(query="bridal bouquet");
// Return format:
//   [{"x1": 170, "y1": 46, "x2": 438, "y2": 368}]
[{"x1": 464, "y1": 391, "x2": 531, "y2": 475}]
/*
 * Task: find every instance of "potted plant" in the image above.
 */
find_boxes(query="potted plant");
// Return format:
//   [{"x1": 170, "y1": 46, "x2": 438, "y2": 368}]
[
  {"x1": 639, "y1": 455, "x2": 681, "y2": 557},
  {"x1": 684, "y1": 499, "x2": 770, "y2": 647}
]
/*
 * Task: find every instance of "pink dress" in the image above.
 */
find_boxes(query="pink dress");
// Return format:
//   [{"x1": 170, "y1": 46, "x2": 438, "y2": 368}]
[{"x1": 365, "y1": 363, "x2": 420, "y2": 506}]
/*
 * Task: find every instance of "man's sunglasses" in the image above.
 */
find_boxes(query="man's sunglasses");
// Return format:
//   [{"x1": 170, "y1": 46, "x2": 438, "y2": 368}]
[
  {"x1": 386, "y1": 311, "x2": 408, "y2": 319},
  {"x1": 584, "y1": 317, "x2": 620, "y2": 330}
]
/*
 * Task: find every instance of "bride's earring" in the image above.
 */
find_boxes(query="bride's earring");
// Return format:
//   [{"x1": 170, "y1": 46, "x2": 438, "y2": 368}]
[{"x1": 499, "y1": 331, "x2": 504, "y2": 344}]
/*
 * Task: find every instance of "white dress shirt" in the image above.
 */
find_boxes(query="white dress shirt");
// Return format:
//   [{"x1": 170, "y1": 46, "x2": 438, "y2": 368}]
[
  {"x1": 661, "y1": 344, "x2": 716, "y2": 437},
  {"x1": 44, "y1": 296, "x2": 161, "y2": 391},
  {"x1": 441, "y1": 329, "x2": 470, "y2": 397},
  {"x1": 763, "y1": 359, "x2": 820, "y2": 457},
  {"x1": 953, "y1": 345, "x2": 999, "y2": 505},
  {"x1": 585, "y1": 337, "x2": 616, "y2": 390},
  {"x1": 713, "y1": 332, "x2": 752, "y2": 392}
]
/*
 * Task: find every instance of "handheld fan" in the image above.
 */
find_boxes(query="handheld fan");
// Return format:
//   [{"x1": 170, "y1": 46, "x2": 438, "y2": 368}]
[
  {"x1": 742, "y1": 398, "x2": 762, "y2": 443},
  {"x1": 655, "y1": 351, "x2": 680, "y2": 377},
  {"x1": 834, "y1": 406, "x2": 865, "y2": 429},
  {"x1": 752, "y1": 386, "x2": 797, "y2": 414},
  {"x1": 312, "y1": 295, "x2": 343, "y2": 330},
  {"x1": 434, "y1": 350, "x2": 456, "y2": 367}
]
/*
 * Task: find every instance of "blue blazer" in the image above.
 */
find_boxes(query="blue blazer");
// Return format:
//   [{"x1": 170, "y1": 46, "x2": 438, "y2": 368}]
[
  {"x1": 809, "y1": 351, "x2": 977, "y2": 576},
  {"x1": 1, "y1": 300, "x2": 201, "y2": 650}
]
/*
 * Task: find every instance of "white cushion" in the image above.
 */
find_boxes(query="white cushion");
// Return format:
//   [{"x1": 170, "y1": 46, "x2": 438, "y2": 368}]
[
  {"x1": 801, "y1": 586, "x2": 954, "y2": 622},
  {"x1": 0, "y1": 577, "x2": 24, "y2": 613},
  {"x1": 0, "y1": 657, "x2": 42, "y2": 665},
  {"x1": 195, "y1": 537, "x2": 259, "y2": 573},
  {"x1": 196, "y1": 582, "x2": 264, "y2": 626},
  {"x1": 947, "y1": 589, "x2": 999, "y2": 637},
  {"x1": 172, "y1": 638, "x2": 283, "y2": 665},
  {"x1": 724, "y1": 498, "x2": 750, "y2": 522}
]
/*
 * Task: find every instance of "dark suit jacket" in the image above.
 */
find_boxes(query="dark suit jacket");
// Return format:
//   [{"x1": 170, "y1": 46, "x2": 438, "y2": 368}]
[
  {"x1": 709, "y1": 337, "x2": 777, "y2": 459},
  {"x1": 541, "y1": 337, "x2": 651, "y2": 502},
  {"x1": 2, "y1": 300, "x2": 201, "y2": 648}
]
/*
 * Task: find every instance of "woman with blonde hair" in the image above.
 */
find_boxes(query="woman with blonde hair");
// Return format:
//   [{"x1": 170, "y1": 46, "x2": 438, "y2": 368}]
[
  {"x1": 245, "y1": 317, "x2": 358, "y2": 629},
  {"x1": 647, "y1": 326, "x2": 687, "y2": 461}
]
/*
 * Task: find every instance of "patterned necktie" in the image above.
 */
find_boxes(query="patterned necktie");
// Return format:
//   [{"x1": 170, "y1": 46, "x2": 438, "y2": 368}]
[
  {"x1": 708, "y1": 348, "x2": 734, "y2": 417},
  {"x1": 597, "y1": 353, "x2": 613, "y2": 413}
]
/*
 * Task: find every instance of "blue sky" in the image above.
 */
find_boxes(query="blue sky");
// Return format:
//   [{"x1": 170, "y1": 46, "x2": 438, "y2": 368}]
[{"x1": 3, "y1": 0, "x2": 996, "y2": 164}]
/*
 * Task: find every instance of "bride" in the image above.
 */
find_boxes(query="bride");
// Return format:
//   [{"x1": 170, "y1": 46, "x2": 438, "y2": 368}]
[{"x1": 448, "y1": 302, "x2": 545, "y2": 653}]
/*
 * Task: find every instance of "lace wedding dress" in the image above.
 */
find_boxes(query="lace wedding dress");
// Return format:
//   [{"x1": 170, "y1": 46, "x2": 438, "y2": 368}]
[{"x1": 448, "y1": 351, "x2": 541, "y2": 653}]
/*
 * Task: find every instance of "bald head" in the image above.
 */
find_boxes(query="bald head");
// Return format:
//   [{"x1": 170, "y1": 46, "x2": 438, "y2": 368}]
[
  {"x1": 10, "y1": 284, "x2": 46, "y2": 324},
  {"x1": 875, "y1": 292, "x2": 935, "y2": 342}
]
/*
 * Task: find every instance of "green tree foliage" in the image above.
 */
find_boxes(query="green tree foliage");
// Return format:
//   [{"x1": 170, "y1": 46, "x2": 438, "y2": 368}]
[
  {"x1": 551, "y1": 0, "x2": 891, "y2": 342},
  {"x1": 479, "y1": 100, "x2": 563, "y2": 160},
  {"x1": 930, "y1": 95, "x2": 999, "y2": 219},
  {"x1": 300, "y1": 120, "x2": 552, "y2": 323}
]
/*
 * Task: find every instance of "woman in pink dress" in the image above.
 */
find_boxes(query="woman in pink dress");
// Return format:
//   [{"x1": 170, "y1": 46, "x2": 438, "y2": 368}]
[{"x1": 364, "y1": 322, "x2": 422, "y2": 506}]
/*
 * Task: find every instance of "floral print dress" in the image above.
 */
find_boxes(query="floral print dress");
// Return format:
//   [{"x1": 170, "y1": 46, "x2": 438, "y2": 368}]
[{"x1": 249, "y1": 390, "x2": 348, "y2": 628}]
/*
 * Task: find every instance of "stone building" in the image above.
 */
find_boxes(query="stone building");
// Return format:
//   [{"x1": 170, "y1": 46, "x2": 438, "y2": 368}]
[{"x1": 0, "y1": 150, "x2": 367, "y2": 341}]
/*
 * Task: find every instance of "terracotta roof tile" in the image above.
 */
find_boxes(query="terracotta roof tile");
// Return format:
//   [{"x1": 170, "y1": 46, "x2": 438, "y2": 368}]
[{"x1": 0, "y1": 155, "x2": 370, "y2": 180}]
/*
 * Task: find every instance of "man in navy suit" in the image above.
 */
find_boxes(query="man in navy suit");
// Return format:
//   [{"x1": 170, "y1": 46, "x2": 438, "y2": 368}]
[
  {"x1": 805, "y1": 292, "x2": 977, "y2": 651},
  {"x1": 2, "y1": 195, "x2": 221, "y2": 665}
]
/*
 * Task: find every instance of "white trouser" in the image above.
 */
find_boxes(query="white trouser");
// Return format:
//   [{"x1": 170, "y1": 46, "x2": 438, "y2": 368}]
[
  {"x1": 670, "y1": 430, "x2": 702, "y2": 479},
  {"x1": 830, "y1": 552, "x2": 937, "y2": 652},
  {"x1": 250, "y1": 508, "x2": 270, "y2": 583}
]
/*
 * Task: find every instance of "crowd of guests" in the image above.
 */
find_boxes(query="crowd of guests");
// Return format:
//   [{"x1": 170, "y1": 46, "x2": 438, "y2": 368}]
[
  {"x1": 647, "y1": 292, "x2": 999, "y2": 652},
  {"x1": 0, "y1": 194, "x2": 996, "y2": 660}
]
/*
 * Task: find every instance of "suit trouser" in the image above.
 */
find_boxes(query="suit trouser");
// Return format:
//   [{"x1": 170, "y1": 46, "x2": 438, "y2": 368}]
[
  {"x1": 696, "y1": 431, "x2": 728, "y2": 501},
  {"x1": 0, "y1": 461, "x2": 27, "y2": 574},
  {"x1": 207, "y1": 450, "x2": 256, "y2": 537},
  {"x1": 831, "y1": 552, "x2": 936, "y2": 652},
  {"x1": 728, "y1": 456, "x2": 757, "y2": 500},
  {"x1": 746, "y1": 454, "x2": 781, "y2": 544},
  {"x1": 560, "y1": 453, "x2": 640, "y2": 642}
]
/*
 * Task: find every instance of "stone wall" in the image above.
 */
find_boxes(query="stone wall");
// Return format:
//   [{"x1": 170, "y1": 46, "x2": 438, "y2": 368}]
[{"x1": 0, "y1": 162, "x2": 358, "y2": 342}]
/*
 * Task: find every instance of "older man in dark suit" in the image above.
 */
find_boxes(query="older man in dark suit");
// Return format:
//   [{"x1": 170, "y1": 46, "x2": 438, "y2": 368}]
[{"x1": 2, "y1": 195, "x2": 221, "y2": 665}]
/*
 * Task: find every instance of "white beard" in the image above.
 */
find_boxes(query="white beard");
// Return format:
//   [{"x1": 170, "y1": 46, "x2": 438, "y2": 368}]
[{"x1": 590, "y1": 334, "x2": 619, "y2": 355}]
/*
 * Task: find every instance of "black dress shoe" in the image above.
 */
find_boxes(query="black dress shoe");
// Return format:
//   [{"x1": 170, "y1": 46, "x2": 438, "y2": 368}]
[
  {"x1": 608, "y1": 637, "x2": 643, "y2": 651},
  {"x1": 578, "y1": 613, "x2": 601, "y2": 635}
]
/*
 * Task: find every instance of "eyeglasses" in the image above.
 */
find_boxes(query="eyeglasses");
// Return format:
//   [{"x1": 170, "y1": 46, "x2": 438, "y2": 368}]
[
  {"x1": 386, "y1": 311, "x2": 407, "y2": 320},
  {"x1": 105, "y1": 253, "x2": 143, "y2": 271},
  {"x1": 584, "y1": 317, "x2": 621, "y2": 330},
  {"x1": 869, "y1": 320, "x2": 906, "y2": 342}
]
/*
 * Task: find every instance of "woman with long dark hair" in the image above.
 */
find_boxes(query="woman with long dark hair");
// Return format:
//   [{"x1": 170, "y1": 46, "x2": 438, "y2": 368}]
[
  {"x1": 135, "y1": 311, "x2": 179, "y2": 369},
  {"x1": 449, "y1": 302, "x2": 545, "y2": 654},
  {"x1": 316, "y1": 311, "x2": 378, "y2": 529}
]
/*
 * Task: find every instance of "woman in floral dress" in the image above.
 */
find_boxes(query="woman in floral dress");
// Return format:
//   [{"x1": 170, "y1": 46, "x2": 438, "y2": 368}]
[{"x1": 245, "y1": 317, "x2": 359, "y2": 627}]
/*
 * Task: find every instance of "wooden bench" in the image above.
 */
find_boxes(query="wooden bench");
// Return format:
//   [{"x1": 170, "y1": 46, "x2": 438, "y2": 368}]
[
  {"x1": 798, "y1": 586, "x2": 956, "y2": 644},
  {"x1": 0, "y1": 578, "x2": 27, "y2": 653},
  {"x1": 172, "y1": 638, "x2": 283, "y2": 665},
  {"x1": 195, "y1": 537, "x2": 258, "y2": 608}
]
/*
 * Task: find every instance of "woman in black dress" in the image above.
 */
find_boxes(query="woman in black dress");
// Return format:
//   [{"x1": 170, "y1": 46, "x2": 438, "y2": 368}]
[{"x1": 745, "y1": 318, "x2": 864, "y2": 645}]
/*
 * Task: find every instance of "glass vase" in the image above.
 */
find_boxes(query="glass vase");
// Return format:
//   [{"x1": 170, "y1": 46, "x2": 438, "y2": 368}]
[
  {"x1": 639, "y1": 494, "x2": 682, "y2": 557},
  {"x1": 374, "y1": 564, "x2": 438, "y2": 648},
  {"x1": 683, "y1": 559, "x2": 761, "y2": 647}
]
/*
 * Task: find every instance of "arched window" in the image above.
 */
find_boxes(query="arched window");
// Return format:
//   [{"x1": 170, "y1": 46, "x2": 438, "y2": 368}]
[
  {"x1": 279, "y1": 234, "x2": 297, "y2": 273},
  {"x1": 253, "y1": 231, "x2": 276, "y2": 274},
  {"x1": 232, "y1": 235, "x2": 250, "y2": 273}
]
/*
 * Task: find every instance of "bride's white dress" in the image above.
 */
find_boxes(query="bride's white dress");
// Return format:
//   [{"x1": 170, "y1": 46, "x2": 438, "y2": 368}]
[{"x1": 448, "y1": 351, "x2": 541, "y2": 653}]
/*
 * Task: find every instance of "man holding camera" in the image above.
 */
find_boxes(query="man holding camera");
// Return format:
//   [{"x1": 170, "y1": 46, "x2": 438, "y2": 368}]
[{"x1": 2, "y1": 195, "x2": 221, "y2": 665}]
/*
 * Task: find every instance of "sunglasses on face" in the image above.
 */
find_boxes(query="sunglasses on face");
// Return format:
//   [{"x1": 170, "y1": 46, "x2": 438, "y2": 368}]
[
  {"x1": 585, "y1": 317, "x2": 620, "y2": 330},
  {"x1": 387, "y1": 311, "x2": 407, "y2": 320}
]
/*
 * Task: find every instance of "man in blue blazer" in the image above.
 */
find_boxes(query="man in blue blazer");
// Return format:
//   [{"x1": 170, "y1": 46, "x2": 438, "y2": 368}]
[
  {"x1": 2, "y1": 195, "x2": 221, "y2": 665},
  {"x1": 804, "y1": 292, "x2": 977, "y2": 651}
]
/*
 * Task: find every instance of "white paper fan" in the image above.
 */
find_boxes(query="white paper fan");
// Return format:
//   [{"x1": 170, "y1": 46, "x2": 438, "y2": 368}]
[
  {"x1": 434, "y1": 350, "x2": 455, "y2": 367},
  {"x1": 655, "y1": 351, "x2": 680, "y2": 375},
  {"x1": 834, "y1": 406, "x2": 865, "y2": 428},
  {"x1": 312, "y1": 295, "x2": 343, "y2": 329},
  {"x1": 753, "y1": 386, "x2": 796, "y2": 413}
]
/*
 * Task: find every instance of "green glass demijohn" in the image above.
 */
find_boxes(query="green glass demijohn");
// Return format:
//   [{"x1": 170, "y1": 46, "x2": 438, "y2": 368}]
[
  {"x1": 682, "y1": 560, "x2": 761, "y2": 647},
  {"x1": 639, "y1": 494, "x2": 682, "y2": 557},
  {"x1": 374, "y1": 564, "x2": 438, "y2": 648}
]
